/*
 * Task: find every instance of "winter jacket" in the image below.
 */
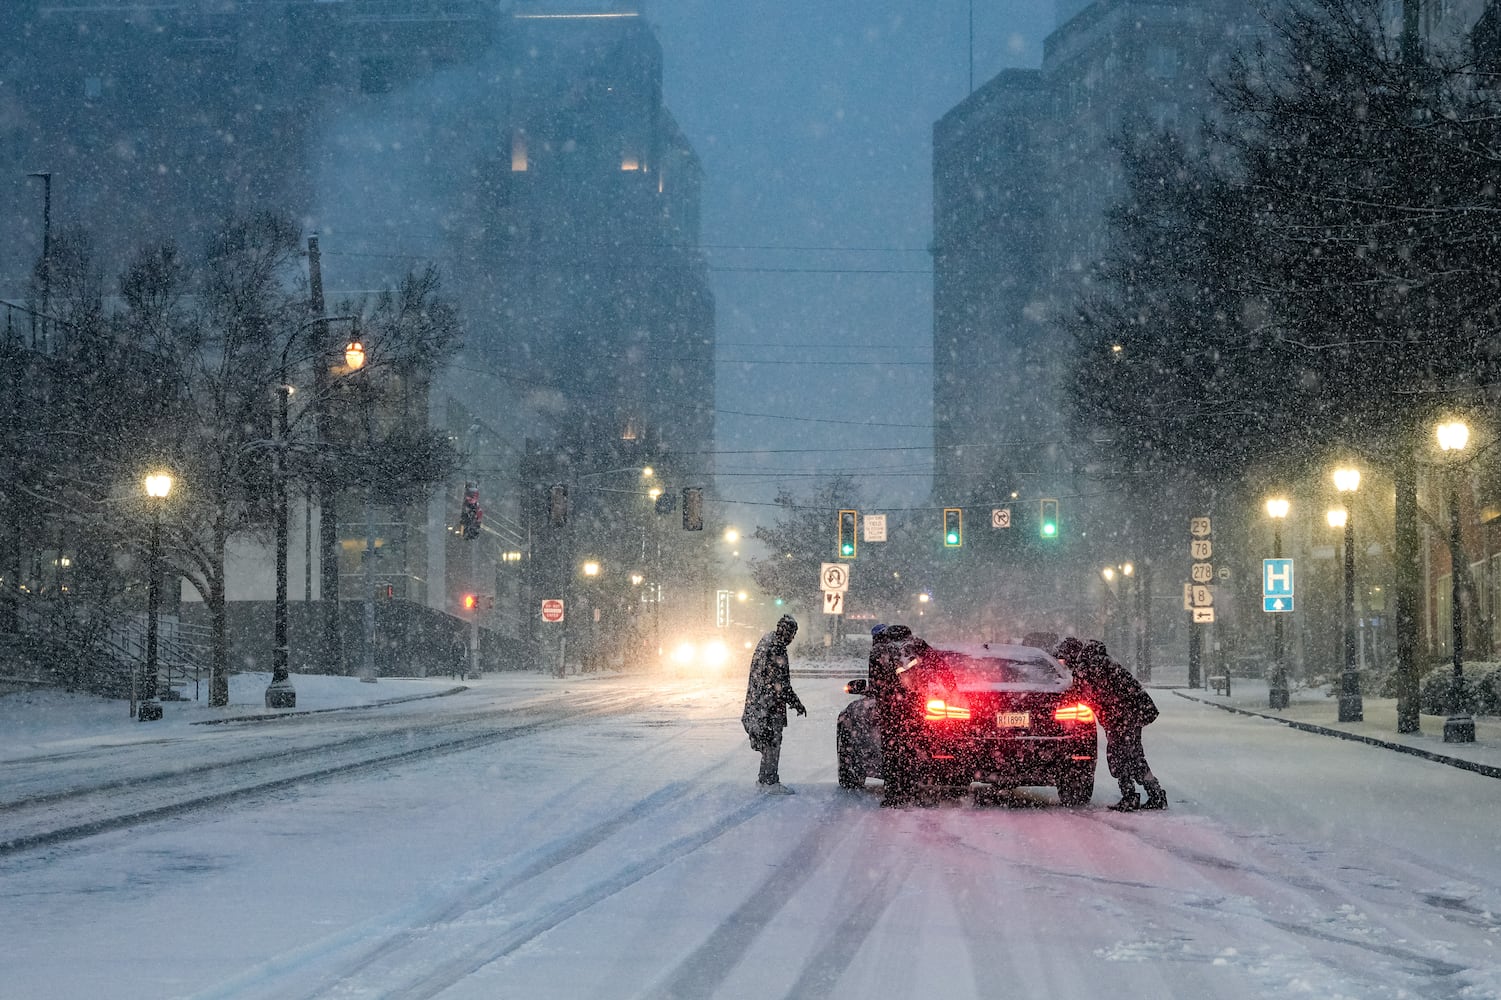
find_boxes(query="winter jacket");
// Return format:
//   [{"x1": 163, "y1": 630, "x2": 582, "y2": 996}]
[
  {"x1": 867, "y1": 624, "x2": 915, "y2": 701},
  {"x1": 741, "y1": 628, "x2": 804, "y2": 749},
  {"x1": 1076, "y1": 653, "x2": 1159, "y2": 733}
]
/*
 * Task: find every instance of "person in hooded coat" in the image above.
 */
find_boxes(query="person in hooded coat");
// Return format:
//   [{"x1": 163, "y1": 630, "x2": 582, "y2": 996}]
[
  {"x1": 1057, "y1": 637, "x2": 1167, "y2": 811},
  {"x1": 741, "y1": 614, "x2": 806, "y2": 793},
  {"x1": 867, "y1": 623, "x2": 926, "y2": 806}
]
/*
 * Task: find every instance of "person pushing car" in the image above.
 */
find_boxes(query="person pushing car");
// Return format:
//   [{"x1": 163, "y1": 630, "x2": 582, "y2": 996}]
[
  {"x1": 1056, "y1": 636, "x2": 1167, "y2": 811},
  {"x1": 867, "y1": 623, "x2": 927, "y2": 807}
]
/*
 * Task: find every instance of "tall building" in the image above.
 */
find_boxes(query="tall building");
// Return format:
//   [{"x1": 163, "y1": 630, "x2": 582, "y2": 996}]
[{"x1": 0, "y1": 1, "x2": 714, "y2": 662}]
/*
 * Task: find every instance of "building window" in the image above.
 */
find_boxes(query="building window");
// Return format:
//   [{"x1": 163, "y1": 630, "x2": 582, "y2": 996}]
[
  {"x1": 511, "y1": 131, "x2": 528, "y2": 172},
  {"x1": 83, "y1": 75, "x2": 103, "y2": 101}
]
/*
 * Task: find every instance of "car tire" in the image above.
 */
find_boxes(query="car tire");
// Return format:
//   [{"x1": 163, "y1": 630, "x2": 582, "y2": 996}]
[
  {"x1": 836, "y1": 730, "x2": 864, "y2": 789},
  {"x1": 1056, "y1": 764, "x2": 1095, "y2": 807}
]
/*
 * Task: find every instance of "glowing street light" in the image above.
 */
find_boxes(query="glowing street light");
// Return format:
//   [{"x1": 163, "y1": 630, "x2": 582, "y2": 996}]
[
  {"x1": 1331, "y1": 464, "x2": 1361, "y2": 722},
  {"x1": 1437, "y1": 420, "x2": 1475, "y2": 743},
  {"x1": 137, "y1": 471, "x2": 174, "y2": 721}
]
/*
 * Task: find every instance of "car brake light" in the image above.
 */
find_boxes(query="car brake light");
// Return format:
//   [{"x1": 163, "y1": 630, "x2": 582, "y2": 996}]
[
  {"x1": 1054, "y1": 702, "x2": 1096, "y2": 724},
  {"x1": 924, "y1": 698, "x2": 971, "y2": 721}
]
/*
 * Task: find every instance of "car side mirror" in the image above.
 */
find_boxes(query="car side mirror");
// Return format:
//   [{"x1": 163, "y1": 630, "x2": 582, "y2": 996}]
[{"x1": 844, "y1": 678, "x2": 868, "y2": 695}]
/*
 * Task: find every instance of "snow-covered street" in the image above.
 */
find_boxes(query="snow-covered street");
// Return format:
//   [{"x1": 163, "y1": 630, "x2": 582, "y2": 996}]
[{"x1": 3, "y1": 664, "x2": 1500, "y2": 999}]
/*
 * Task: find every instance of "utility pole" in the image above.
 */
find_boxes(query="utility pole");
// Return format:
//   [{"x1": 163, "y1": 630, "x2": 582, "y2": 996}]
[{"x1": 308, "y1": 234, "x2": 343, "y2": 673}]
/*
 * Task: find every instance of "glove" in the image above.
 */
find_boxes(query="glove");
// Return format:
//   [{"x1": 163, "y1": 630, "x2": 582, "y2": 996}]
[{"x1": 794, "y1": 702, "x2": 808, "y2": 717}]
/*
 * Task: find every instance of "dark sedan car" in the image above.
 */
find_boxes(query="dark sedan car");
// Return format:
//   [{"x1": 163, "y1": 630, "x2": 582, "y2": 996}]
[{"x1": 836, "y1": 641, "x2": 1098, "y2": 805}]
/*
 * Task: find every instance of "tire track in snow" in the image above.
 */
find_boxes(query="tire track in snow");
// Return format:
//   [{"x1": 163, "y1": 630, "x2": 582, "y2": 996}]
[
  {"x1": 1, "y1": 691, "x2": 656, "y2": 858},
  {"x1": 184, "y1": 713, "x2": 740, "y2": 1000},
  {"x1": 1075, "y1": 810, "x2": 1478, "y2": 997},
  {"x1": 382, "y1": 794, "x2": 788, "y2": 1000},
  {"x1": 635, "y1": 796, "x2": 906, "y2": 1000}
]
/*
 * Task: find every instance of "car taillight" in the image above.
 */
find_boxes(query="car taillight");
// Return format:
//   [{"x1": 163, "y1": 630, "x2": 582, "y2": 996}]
[
  {"x1": 924, "y1": 698, "x2": 971, "y2": 721},
  {"x1": 1053, "y1": 702, "x2": 1096, "y2": 724}
]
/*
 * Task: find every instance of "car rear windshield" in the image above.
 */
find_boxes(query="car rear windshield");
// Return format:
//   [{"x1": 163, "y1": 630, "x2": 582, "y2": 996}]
[{"x1": 929, "y1": 651, "x2": 1068, "y2": 689}]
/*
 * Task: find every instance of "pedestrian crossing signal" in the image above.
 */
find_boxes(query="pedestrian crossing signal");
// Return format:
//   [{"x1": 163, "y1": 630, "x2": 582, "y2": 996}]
[
  {"x1": 838, "y1": 509, "x2": 857, "y2": 558},
  {"x1": 1039, "y1": 499, "x2": 1059, "y2": 539},
  {"x1": 943, "y1": 508, "x2": 962, "y2": 547}
]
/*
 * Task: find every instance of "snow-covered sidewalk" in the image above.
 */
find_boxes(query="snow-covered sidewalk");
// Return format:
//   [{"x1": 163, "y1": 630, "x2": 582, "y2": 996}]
[
  {"x1": 0, "y1": 672, "x2": 467, "y2": 760},
  {"x1": 1171, "y1": 673, "x2": 1501, "y2": 779}
]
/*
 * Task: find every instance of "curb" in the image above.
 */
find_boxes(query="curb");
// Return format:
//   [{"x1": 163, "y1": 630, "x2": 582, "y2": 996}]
[
  {"x1": 191, "y1": 686, "x2": 469, "y2": 726},
  {"x1": 1174, "y1": 690, "x2": 1501, "y2": 781}
]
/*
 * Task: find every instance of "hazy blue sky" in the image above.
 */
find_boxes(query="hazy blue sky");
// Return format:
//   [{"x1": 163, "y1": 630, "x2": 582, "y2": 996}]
[{"x1": 647, "y1": 3, "x2": 1057, "y2": 530}]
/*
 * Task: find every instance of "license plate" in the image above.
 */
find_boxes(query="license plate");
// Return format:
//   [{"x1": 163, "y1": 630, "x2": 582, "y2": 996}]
[{"x1": 996, "y1": 711, "x2": 1030, "y2": 729}]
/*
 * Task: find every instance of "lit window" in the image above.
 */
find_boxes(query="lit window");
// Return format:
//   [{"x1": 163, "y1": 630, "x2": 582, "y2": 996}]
[
  {"x1": 621, "y1": 156, "x2": 640, "y2": 171},
  {"x1": 512, "y1": 132, "x2": 528, "y2": 172}
]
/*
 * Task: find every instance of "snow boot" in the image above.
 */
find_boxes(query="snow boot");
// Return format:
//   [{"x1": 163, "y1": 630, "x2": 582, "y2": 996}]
[
  {"x1": 1108, "y1": 794, "x2": 1141, "y2": 812},
  {"x1": 1141, "y1": 782, "x2": 1167, "y2": 810}
]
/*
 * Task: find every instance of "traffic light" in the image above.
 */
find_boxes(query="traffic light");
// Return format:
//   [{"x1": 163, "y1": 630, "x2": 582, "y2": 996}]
[
  {"x1": 943, "y1": 508, "x2": 963, "y2": 547},
  {"x1": 1039, "y1": 498, "x2": 1059, "y2": 539},
  {"x1": 838, "y1": 509, "x2": 857, "y2": 558},
  {"x1": 459, "y1": 484, "x2": 482, "y2": 538},
  {"x1": 549, "y1": 484, "x2": 568, "y2": 527},
  {"x1": 683, "y1": 486, "x2": 704, "y2": 530}
]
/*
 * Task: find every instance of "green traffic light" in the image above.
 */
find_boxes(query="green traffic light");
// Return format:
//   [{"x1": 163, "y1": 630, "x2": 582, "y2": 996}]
[
  {"x1": 945, "y1": 531, "x2": 959, "y2": 545},
  {"x1": 841, "y1": 542, "x2": 854, "y2": 556},
  {"x1": 1042, "y1": 523, "x2": 1056, "y2": 536}
]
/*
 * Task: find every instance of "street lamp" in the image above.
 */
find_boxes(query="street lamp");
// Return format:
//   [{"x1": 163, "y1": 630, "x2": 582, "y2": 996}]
[
  {"x1": 1437, "y1": 420, "x2": 1475, "y2": 743},
  {"x1": 344, "y1": 336, "x2": 380, "y2": 684},
  {"x1": 1266, "y1": 497, "x2": 1290, "y2": 709},
  {"x1": 1331, "y1": 464, "x2": 1362, "y2": 721},
  {"x1": 269, "y1": 315, "x2": 355, "y2": 709},
  {"x1": 1100, "y1": 563, "x2": 1133, "y2": 664},
  {"x1": 137, "y1": 471, "x2": 173, "y2": 722}
]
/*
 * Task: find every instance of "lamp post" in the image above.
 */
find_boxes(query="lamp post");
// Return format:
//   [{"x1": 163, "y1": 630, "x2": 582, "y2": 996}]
[
  {"x1": 1266, "y1": 497, "x2": 1290, "y2": 709},
  {"x1": 138, "y1": 471, "x2": 173, "y2": 722},
  {"x1": 344, "y1": 337, "x2": 379, "y2": 684},
  {"x1": 1101, "y1": 563, "x2": 1132, "y2": 662},
  {"x1": 268, "y1": 315, "x2": 355, "y2": 709},
  {"x1": 1437, "y1": 420, "x2": 1476, "y2": 743},
  {"x1": 1331, "y1": 465, "x2": 1362, "y2": 721}
]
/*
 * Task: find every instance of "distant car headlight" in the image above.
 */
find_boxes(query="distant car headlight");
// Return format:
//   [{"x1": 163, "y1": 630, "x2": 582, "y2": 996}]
[{"x1": 670, "y1": 641, "x2": 697, "y2": 665}]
